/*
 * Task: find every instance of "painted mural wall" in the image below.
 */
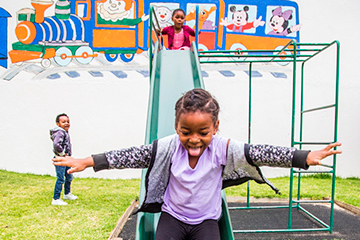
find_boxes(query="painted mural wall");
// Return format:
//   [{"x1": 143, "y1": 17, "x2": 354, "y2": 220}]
[
  {"x1": 0, "y1": 0, "x2": 359, "y2": 179},
  {"x1": 1, "y1": 0, "x2": 302, "y2": 73}
]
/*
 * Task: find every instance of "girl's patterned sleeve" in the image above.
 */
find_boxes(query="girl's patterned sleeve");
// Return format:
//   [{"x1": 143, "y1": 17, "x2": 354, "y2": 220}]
[
  {"x1": 92, "y1": 144, "x2": 153, "y2": 172},
  {"x1": 244, "y1": 143, "x2": 310, "y2": 169}
]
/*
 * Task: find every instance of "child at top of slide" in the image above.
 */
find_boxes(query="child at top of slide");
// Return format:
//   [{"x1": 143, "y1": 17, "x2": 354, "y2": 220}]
[
  {"x1": 53, "y1": 89, "x2": 341, "y2": 240},
  {"x1": 159, "y1": 8, "x2": 197, "y2": 50}
]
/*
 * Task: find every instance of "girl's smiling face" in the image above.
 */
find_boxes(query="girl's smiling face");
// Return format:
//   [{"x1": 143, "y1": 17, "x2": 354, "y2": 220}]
[{"x1": 175, "y1": 111, "x2": 219, "y2": 160}]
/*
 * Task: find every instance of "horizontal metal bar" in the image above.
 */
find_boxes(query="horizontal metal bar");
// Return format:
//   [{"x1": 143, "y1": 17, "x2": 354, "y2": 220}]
[
  {"x1": 302, "y1": 104, "x2": 336, "y2": 113},
  {"x1": 200, "y1": 49, "x2": 282, "y2": 54},
  {"x1": 293, "y1": 170, "x2": 333, "y2": 174},
  {"x1": 200, "y1": 59, "x2": 303, "y2": 64},
  {"x1": 233, "y1": 227, "x2": 330, "y2": 233},
  {"x1": 293, "y1": 141, "x2": 332, "y2": 145},
  {"x1": 198, "y1": 53, "x2": 314, "y2": 58},
  {"x1": 296, "y1": 43, "x2": 332, "y2": 46},
  {"x1": 229, "y1": 205, "x2": 296, "y2": 210},
  {"x1": 199, "y1": 49, "x2": 325, "y2": 55},
  {"x1": 303, "y1": 41, "x2": 338, "y2": 62},
  {"x1": 292, "y1": 199, "x2": 332, "y2": 204},
  {"x1": 298, "y1": 48, "x2": 328, "y2": 52},
  {"x1": 199, "y1": 54, "x2": 295, "y2": 58}
]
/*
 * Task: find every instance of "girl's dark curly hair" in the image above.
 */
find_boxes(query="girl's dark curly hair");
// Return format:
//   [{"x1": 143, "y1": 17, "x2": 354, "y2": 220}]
[{"x1": 175, "y1": 88, "x2": 220, "y2": 127}]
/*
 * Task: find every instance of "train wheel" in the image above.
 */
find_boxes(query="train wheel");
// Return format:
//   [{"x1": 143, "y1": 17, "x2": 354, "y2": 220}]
[
  {"x1": 230, "y1": 43, "x2": 248, "y2": 61},
  {"x1": 119, "y1": 53, "x2": 135, "y2": 63},
  {"x1": 105, "y1": 53, "x2": 118, "y2": 62},
  {"x1": 197, "y1": 44, "x2": 209, "y2": 61},
  {"x1": 197, "y1": 44, "x2": 208, "y2": 53},
  {"x1": 75, "y1": 46, "x2": 94, "y2": 65},
  {"x1": 273, "y1": 46, "x2": 291, "y2": 66},
  {"x1": 54, "y1": 47, "x2": 72, "y2": 67},
  {"x1": 41, "y1": 59, "x2": 51, "y2": 68}
]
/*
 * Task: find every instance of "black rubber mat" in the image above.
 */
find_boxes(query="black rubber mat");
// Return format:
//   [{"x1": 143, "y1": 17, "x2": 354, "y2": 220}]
[{"x1": 118, "y1": 202, "x2": 360, "y2": 240}]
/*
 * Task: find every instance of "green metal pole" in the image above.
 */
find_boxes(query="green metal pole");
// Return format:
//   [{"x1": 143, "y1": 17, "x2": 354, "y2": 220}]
[
  {"x1": 195, "y1": 5, "x2": 199, "y2": 52},
  {"x1": 248, "y1": 62, "x2": 253, "y2": 143},
  {"x1": 288, "y1": 41, "x2": 297, "y2": 229},
  {"x1": 297, "y1": 62, "x2": 306, "y2": 207},
  {"x1": 246, "y1": 62, "x2": 253, "y2": 208},
  {"x1": 149, "y1": 5, "x2": 153, "y2": 75},
  {"x1": 330, "y1": 40, "x2": 340, "y2": 234}
]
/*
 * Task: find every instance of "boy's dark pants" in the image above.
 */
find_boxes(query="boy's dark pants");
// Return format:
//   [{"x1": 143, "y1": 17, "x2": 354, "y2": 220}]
[{"x1": 53, "y1": 165, "x2": 73, "y2": 199}]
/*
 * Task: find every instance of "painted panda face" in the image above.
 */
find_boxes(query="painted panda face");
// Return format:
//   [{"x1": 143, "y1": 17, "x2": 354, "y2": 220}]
[
  {"x1": 269, "y1": 15, "x2": 285, "y2": 33},
  {"x1": 233, "y1": 10, "x2": 247, "y2": 26}
]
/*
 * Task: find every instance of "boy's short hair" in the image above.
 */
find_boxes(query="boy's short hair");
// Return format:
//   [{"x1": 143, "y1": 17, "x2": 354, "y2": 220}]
[{"x1": 56, "y1": 113, "x2": 69, "y2": 123}]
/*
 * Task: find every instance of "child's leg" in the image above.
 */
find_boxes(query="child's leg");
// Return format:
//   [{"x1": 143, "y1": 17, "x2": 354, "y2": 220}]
[
  {"x1": 155, "y1": 212, "x2": 220, "y2": 240},
  {"x1": 53, "y1": 166, "x2": 66, "y2": 199},
  {"x1": 155, "y1": 212, "x2": 187, "y2": 240},
  {"x1": 187, "y1": 219, "x2": 220, "y2": 240},
  {"x1": 64, "y1": 166, "x2": 73, "y2": 195}
]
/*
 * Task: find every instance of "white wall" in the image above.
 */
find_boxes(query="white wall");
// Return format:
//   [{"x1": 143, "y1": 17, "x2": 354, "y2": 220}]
[{"x1": 0, "y1": 0, "x2": 359, "y2": 179}]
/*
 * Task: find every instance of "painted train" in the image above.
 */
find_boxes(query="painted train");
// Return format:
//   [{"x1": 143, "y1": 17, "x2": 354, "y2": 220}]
[{"x1": 9, "y1": 0, "x2": 300, "y2": 67}]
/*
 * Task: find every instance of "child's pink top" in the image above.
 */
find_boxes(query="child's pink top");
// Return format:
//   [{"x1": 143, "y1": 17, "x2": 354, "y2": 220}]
[
  {"x1": 171, "y1": 29, "x2": 185, "y2": 50},
  {"x1": 161, "y1": 135, "x2": 228, "y2": 224},
  {"x1": 162, "y1": 25, "x2": 195, "y2": 50}
]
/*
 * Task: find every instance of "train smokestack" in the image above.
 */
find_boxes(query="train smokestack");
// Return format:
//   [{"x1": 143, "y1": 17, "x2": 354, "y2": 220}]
[{"x1": 31, "y1": 0, "x2": 54, "y2": 23}]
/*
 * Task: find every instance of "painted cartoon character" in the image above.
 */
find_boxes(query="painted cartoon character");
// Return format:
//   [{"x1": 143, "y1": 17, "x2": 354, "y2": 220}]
[
  {"x1": 153, "y1": 5, "x2": 173, "y2": 28},
  {"x1": 267, "y1": 6, "x2": 301, "y2": 36},
  {"x1": 220, "y1": 6, "x2": 265, "y2": 33},
  {"x1": 97, "y1": 0, "x2": 148, "y2": 25},
  {"x1": 186, "y1": 5, "x2": 216, "y2": 30}
]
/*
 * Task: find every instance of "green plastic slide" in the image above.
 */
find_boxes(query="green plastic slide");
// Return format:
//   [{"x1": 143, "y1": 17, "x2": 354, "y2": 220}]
[{"x1": 135, "y1": 44, "x2": 234, "y2": 240}]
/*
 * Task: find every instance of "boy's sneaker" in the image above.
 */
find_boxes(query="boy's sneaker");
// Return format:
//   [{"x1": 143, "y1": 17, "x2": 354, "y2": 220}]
[
  {"x1": 51, "y1": 198, "x2": 68, "y2": 206},
  {"x1": 63, "y1": 193, "x2": 78, "y2": 200}
]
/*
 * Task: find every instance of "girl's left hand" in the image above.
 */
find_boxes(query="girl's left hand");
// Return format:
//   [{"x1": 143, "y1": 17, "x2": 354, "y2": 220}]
[{"x1": 306, "y1": 142, "x2": 342, "y2": 165}]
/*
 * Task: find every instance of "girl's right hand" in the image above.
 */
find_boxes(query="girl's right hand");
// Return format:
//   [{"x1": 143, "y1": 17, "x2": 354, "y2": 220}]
[{"x1": 52, "y1": 156, "x2": 94, "y2": 174}]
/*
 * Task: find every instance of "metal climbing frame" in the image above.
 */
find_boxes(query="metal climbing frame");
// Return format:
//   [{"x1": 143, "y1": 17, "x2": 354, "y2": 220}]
[{"x1": 198, "y1": 40, "x2": 340, "y2": 234}]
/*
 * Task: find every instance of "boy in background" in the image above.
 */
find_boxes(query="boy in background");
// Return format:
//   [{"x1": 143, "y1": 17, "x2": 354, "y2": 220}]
[{"x1": 50, "y1": 113, "x2": 78, "y2": 206}]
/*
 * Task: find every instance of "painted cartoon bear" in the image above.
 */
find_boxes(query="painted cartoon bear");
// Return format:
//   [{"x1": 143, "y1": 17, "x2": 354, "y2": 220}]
[
  {"x1": 267, "y1": 6, "x2": 301, "y2": 36},
  {"x1": 153, "y1": 5, "x2": 173, "y2": 28},
  {"x1": 97, "y1": 0, "x2": 148, "y2": 25},
  {"x1": 220, "y1": 5, "x2": 265, "y2": 33}
]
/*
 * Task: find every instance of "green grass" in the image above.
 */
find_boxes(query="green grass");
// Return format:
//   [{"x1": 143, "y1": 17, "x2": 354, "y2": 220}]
[
  {"x1": 0, "y1": 170, "x2": 140, "y2": 239},
  {"x1": 1, "y1": 170, "x2": 359, "y2": 239}
]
